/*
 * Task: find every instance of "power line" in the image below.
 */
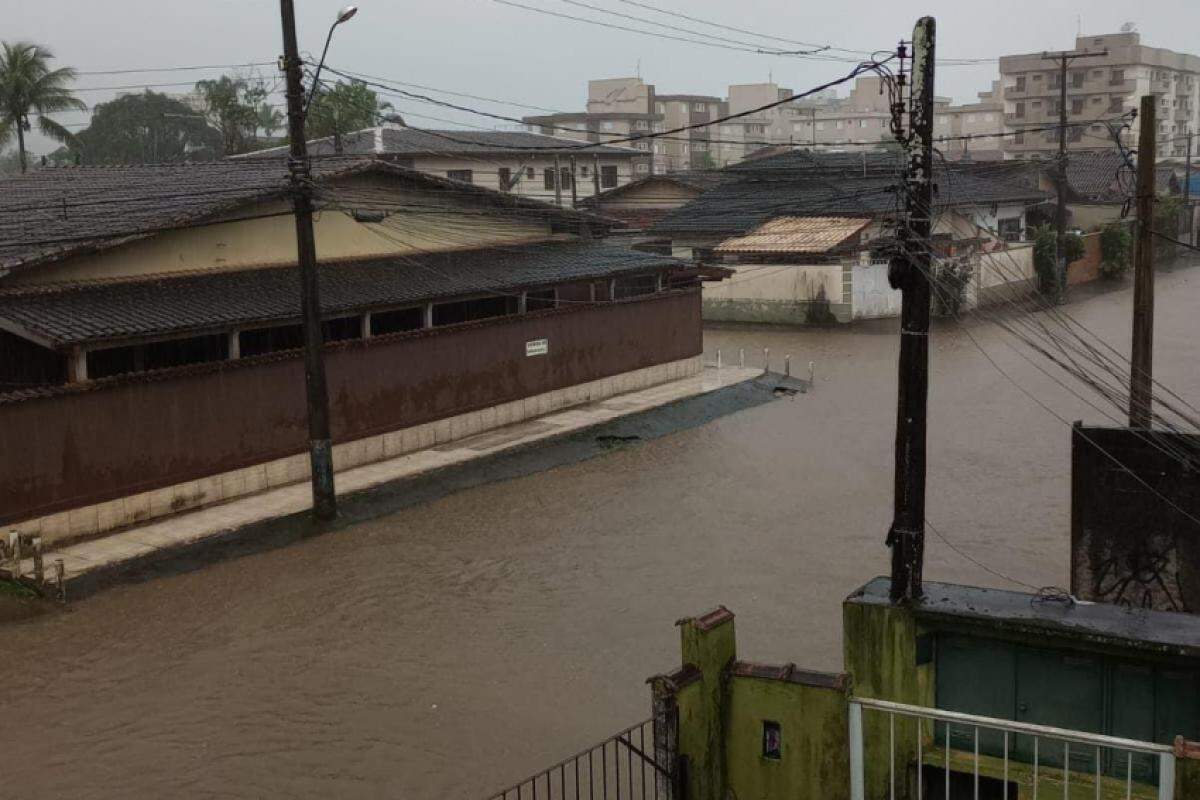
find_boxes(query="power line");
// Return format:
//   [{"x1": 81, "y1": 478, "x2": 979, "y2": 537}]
[{"x1": 74, "y1": 61, "x2": 275, "y2": 76}]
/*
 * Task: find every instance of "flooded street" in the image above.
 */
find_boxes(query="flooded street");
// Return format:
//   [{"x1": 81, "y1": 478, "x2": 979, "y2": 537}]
[{"x1": 3, "y1": 265, "x2": 1198, "y2": 799}]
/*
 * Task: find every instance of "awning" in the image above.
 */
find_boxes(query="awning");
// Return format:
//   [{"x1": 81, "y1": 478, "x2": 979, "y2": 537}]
[{"x1": 714, "y1": 216, "x2": 871, "y2": 255}]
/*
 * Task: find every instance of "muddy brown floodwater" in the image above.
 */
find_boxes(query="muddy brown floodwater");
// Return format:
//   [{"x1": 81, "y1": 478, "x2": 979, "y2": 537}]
[{"x1": 3, "y1": 265, "x2": 1199, "y2": 799}]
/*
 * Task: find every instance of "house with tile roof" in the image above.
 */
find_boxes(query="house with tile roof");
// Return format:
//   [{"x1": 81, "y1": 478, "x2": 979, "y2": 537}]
[
  {"x1": 237, "y1": 122, "x2": 645, "y2": 205},
  {"x1": 635, "y1": 150, "x2": 1050, "y2": 324},
  {"x1": 0, "y1": 156, "x2": 721, "y2": 545}
]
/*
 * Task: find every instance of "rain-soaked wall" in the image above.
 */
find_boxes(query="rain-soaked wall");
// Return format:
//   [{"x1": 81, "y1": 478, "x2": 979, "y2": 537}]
[{"x1": 0, "y1": 290, "x2": 701, "y2": 526}]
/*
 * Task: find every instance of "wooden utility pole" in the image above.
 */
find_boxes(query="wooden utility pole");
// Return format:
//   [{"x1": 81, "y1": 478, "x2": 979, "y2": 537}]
[
  {"x1": 1130, "y1": 94, "x2": 1157, "y2": 429},
  {"x1": 888, "y1": 17, "x2": 935, "y2": 604},
  {"x1": 1041, "y1": 49, "x2": 1107, "y2": 300},
  {"x1": 279, "y1": 0, "x2": 337, "y2": 519},
  {"x1": 592, "y1": 153, "x2": 601, "y2": 199}
]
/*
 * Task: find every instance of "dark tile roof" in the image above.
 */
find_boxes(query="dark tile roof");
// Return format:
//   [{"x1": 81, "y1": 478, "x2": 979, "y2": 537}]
[
  {"x1": 650, "y1": 153, "x2": 1050, "y2": 237},
  {"x1": 243, "y1": 126, "x2": 641, "y2": 158},
  {"x1": 0, "y1": 241, "x2": 683, "y2": 348},
  {"x1": 1062, "y1": 149, "x2": 1128, "y2": 201},
  {"x1": 0, "y1": 157, "x2": 604, "y2": 272},
  {"x1": 581, "y1": 170, "x2": 732, "y2": 206}
]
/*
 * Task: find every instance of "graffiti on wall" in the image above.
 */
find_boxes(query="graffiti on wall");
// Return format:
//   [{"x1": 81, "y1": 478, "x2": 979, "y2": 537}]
[{"x1": 1071, "y1": 424, "x2": 1200, "y2": 613}]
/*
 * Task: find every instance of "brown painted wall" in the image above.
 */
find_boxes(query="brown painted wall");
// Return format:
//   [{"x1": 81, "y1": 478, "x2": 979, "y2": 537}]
[
  {"x1": 1067, "y1": 231, "x2": 1102, "y2": 285},
  {"x1": 0, "y1": 290, "x2": 701, "y2": 524}
]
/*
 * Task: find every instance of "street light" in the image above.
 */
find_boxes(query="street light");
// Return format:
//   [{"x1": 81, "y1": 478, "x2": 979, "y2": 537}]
[{"x1": 306, "y1": 5, "x2": 359, "y2": 110}]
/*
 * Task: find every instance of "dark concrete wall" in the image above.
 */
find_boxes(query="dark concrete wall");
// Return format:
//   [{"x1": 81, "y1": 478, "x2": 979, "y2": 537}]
[
  {"x1": 1071, "y1": 423, "x2": 1200, "y2": 613},
  {"x1": 0, "y1": 290, "x2": 701, "y2": 524}
]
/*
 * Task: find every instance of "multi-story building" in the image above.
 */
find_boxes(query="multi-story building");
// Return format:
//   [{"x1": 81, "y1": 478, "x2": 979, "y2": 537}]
[
  {"x1": 652, "y1": 94, "x2": 725, "y2": 171},
  {"x1": 524, "y1": 77, "x2": 666, "y2": 175},
  {"x1": 1001, "y1": 31, "x2": 1200, "y2": 160}
]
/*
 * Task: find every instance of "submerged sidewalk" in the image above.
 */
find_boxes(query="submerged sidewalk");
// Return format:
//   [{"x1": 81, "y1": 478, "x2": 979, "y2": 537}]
[{"x1": 21, "y1": 365, "x2": 764, "y2": 593}]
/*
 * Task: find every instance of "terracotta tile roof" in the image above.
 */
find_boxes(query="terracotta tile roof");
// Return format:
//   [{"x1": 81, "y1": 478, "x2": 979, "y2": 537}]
[
  {"x1": 0, "y1": 241, "x2": 684, "y2": 349},
  {"x1": 714, "y1": 216, "x2": 871, "y2": 255},
  {"x1": 0, "y1": 157, "x2": 603, "y2": 273}
]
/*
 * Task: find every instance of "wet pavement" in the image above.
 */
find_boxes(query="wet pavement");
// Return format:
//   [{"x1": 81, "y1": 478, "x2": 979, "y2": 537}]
[{"x1": 2, "y1": 264, "x2": 1198, "y2": 799}]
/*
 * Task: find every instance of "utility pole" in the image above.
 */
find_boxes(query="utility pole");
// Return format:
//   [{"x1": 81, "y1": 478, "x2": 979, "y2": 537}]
[
  {"x1": 592, "y1": 153, "x2": 601, "y2": 199},
  {"x1": 553, "y1": 153, "x2": 563, "y2": 207},
  {"x1": 279, "y1": 0, "x2": 337, "y2": 520},
  {"x1": 888, "y1": 17, "x2": 935, "y2": 604},
  {"x1": 569, "y1": 155, "x2": 578, "y2": 208},
  {"x1": 1041, "y1": 48, "x2": 1107, "y2": 301},
  {"x1": 1130, "y1": 94, "x2": 1157, "y2": 429},
  {"x1": 1184, "y1": 129, "x2": 1194, "y2": 246}
]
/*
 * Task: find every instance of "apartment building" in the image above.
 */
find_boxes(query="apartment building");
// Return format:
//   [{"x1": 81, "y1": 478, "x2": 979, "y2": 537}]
[
  {"x1": 1001, "y1": 32, "x2": 1200, "y2": 159},
  {"x1": 524, "y1": 77, "x2": 666, "y2": 174},
  {"x1": 652, "y1": 94, "x2": 725, "y2": 171}
]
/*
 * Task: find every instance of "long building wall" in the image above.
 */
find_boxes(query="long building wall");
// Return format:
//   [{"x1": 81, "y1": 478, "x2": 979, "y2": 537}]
[{"x1": 0, "y1": 290, "x2": 702, "y2": 528}]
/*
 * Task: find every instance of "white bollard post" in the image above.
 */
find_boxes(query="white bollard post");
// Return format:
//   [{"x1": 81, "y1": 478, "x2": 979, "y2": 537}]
[
  {"x1": 809, "y1": 360, "x2": 816, "y2": 386},
  {"x1": 739, "y1": 348, "x2": 745, "y2": 368},
  {"x1": 785, "y1": 354, "x2": 792, "y2": 377},
  {"x1": 717, "y1": 349, "x2": 722, "y2": 370},
  {"x1": 763, "y1": 348, "x2": 770, "y2": 374}
]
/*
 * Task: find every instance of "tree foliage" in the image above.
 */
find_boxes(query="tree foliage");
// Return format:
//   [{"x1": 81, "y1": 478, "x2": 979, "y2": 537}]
[
  {"x1": 1099, "y1": 222, "x2": 1133, "y2": 279},
  {"x1": 1032, "y1": 224, "x2": 1083, "y2": 300},
  {"x1": 306, "y1": 80, "x2": 392, "y2": 143},
  {"x1": 0, "y1": 41, "x2": 85, "y2": 172},
  {"x1": 1154, "y1": 194, "x2": 1185, "y2": 262},
  {"x1": 194, "y1": 75, "x2": 270, "y2": 155},
  {"x1": 73, "y1": 91, "x2": 222, "y2": 164}
]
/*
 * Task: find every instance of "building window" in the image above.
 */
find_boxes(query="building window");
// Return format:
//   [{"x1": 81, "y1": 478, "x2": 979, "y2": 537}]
[
  {"x1": 1015, "y1": 76, "x2": 1026, "y2": 92},
  {"x1": 997, "y1": 217, "x2": 1022, "y2": 242},
  {"x1": 1110, "y1": 68, "x2": 1124, "y2": 85},
  {"x1": 1014, "y1": 102, "x2": 1025, "y2": 119},
  {"x1": 601, "y1": 164, "x2": 619, "y2": 188},
  {"x1": 635, "y1": 120, "x2": 649, "y2": 130},
  {"x1": 1071, "y1": 98, "x2": 1084, "y2": 115},
  {"x1": 835, "y1": 120, "x2": 844, "y2": 129},
  {"x1": 370, "y1": 307, "x2": 424, "y2": 336},
  {"x1": 762, "y1": 721, "x2": 782, "y2": 760},
  {"x1": 526, "y1": 166, "x2": 535, "y2": 179},
  {"x1": 693, "y1": 102, "x2": 706, "y2": 111},
  {"x1": 1109, "y1": 96, "x2": 1124, "y2": 113},
  {"x1": 602, "y1": 121, "x2": 615, "y2": 130},
  {"x1": 446, "y1": 169, "x2": 473, "y2": 184},
  {"x1": 433, "y1": 296, "x2": 518, "y2": 326},
  {"x1": 655, "y1": 102, "x2": 664, "y2": 113},
  {"x1": 580, "y1": 165, "x2": 589, "y2": 177},
  {"x1": 544, "y1": 168, "x2": 569, "y2": 191},
  {"x1": 1014, "y1": 131, "x2": 1025, "y2": 145},
  {"x1": 858, "y1": 119, "x2": 867, "y2": 128},
  {"x1": 1068, "y1": 126, "x2": 1083, "y2": 143},
  {"x1": 634, "y1": 163, "x2": 649, "y2": 174},
  {"x1": 498, "y1": 167, "x2": 512, "y2": 191},
  {"x1": 1071, "y1": 70, "x2": 1085, "y2": 88}
]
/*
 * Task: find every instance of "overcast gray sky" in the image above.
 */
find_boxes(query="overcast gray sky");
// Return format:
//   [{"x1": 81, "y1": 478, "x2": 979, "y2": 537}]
[{"x1": 8, "y1": 0, "x2": 1199, "y2": 156}]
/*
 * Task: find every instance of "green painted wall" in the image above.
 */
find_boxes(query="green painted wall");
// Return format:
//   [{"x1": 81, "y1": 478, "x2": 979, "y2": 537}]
[
  {"x1": 676, "y1": 611, "x2": 737, "y2": 800},
  {"x1": 724, "y1": 677, "x2": 850, "y2": 800},
  {"x1": 842, "y1": 600, "x2": 934, "y2": 799}
]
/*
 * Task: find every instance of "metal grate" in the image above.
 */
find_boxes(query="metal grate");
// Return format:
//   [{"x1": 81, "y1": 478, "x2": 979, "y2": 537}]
[{"x1": 487, "y1": 719, "x2": 674, "y2": 800}]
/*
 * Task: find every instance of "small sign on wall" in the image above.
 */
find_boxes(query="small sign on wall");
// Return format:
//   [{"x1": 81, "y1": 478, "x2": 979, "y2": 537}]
[{"x1": 526, "y1": 338, "x2": 549, "y2": 357}]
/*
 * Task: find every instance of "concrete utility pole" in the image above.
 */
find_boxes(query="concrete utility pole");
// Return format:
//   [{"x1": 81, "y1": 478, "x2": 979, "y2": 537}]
[
  {"x1": 279, "y1": 0, "x2": 337, "y2": 520},
  {"x1": 1184, "y1": 129, "x2": 1194, "y2": 246},
  {"x1": 888, "y1": 17, "x2": 935, "y2": 604},
  {"x1": 1041, "y1": 49, "x2": 1107, "y2": 300},
  {"x1": 1130, "y1": 94, "x2": 1157, "y2": 430},
  {"x1": 592, "y1": 153, "x2": 601, "y2": 199},
  {"x1": 553, "y1": 153, "x2": 563, "y2": 207},
  {"x1": 569, "y1": 155, "x2": 578, "y2": 208}
]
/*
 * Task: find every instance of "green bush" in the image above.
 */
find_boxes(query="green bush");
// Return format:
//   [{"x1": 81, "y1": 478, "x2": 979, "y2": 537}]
[
  {"x1": 1154, "y1": 194, "x2": 1185, "y2": 262},
  {"x1": 1099, "y1": 222, "x2": 1133, "y2": 279},
  {"x1": 1031, "y1": 224, "x2": 1084, "y2": 300}
]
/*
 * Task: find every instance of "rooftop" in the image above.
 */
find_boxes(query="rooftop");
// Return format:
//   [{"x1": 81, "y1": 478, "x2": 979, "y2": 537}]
[
  {"x1": 0, "y1": 157, "x2": 602, "y2": 273},
  {"x1": 849, "y1": 577, "x2": 1200, "y2": 661},
  {"x1": 243, "y1": 126, "x2": 642, "y2": 158},
  {"x1": 715, "y1": 216, "x2": 872, "y2": 255},
  {"x1": 0, "y1": 241, "x2": 683, "y2": 349}
]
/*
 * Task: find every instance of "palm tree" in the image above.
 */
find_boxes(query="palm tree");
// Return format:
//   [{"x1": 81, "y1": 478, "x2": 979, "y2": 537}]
[
  {"x1": 0, "y1": 42, "x2": 86, "y2": 173},
  {"x1": 256, "y1": 102, "x2": 284, "y2": 142}
]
